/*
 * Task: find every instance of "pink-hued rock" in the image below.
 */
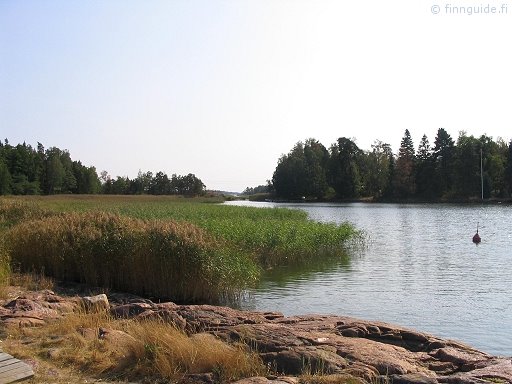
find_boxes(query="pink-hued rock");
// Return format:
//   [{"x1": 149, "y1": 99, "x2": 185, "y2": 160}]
[{"x1": 1, "y1": 289, "x2": 510, "y2": 384}]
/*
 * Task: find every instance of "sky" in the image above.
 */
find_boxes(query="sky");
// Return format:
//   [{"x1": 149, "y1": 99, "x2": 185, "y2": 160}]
[{"x1": 1, "y1": 0, "x2": 511, "y2": 192}]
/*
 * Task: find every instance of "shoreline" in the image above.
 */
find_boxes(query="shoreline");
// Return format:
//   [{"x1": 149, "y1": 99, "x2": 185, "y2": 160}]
[
  {"x1": 1, "y1": 284, "x2": 511, "y2": 384},
  {"x1": 240, "y1": 194, "x2": 512, "y2": 205}
]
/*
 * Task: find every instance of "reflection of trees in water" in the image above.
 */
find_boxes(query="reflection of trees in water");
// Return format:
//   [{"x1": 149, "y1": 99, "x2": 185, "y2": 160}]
[
  {"x1": 228, "y1": 252, "x2": 353, "y2": 310},
  {"x1": 259, "y1": 250, "x2": 352, "y2": 288}
]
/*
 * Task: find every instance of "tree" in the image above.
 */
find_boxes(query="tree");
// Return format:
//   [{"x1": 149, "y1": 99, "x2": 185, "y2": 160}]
[
  {"x1": 271, "y1": 139, "x2": 331, "y2": 199},
  {"x1": 453, "y1": 132, "x2": 481, "y2": 198},
  {"x1": 359, "y1": 140, "x2": 392, "y2": 198},
  {"x1": 242, "y1": 185, "x2": 270, "y2": 195},
  {"x1": 60, "y1": 150, "x2": 77, "y2": 193},
  {"x1": 168, "y1": 173, "x2": 205, "y2": 196},
  {"x1": 72, "y1": 161, "x2": 100, "y2": 194},
  {"x1": 45, "y1": 148, "x2": 65, "y2": 194},
  {"x1": 130, "y1": 170, "x2": 153, "y2": 194},
  {"x1": 111, "y1": 176, "x2": 130, "y2": 194},
  {"x1": 328, "y1": 137, "x2": 361, "y2": 199},
  {"x1": 506, "y1": 140, "x2": 512, "y2": 196},
  {"x1": 180, "y1": 173, "x2": 206, "y2": 196},
  {"x1": 392, "y1": 129, "x2": 415, "y2": 198},
  {"x1": 433, "y1": 128, "x2": 455, "y2": 198},
  {"x1": 36, "y1": 142, "x2": 47, "y2": 193},
  {"x1": 480, "y1": 135, "x2": 507, "y2": 198},
  {"x1": 150, "y1": 171, "x2": 171, "y2": 195},
  {"x1": 272, "y1": 142, "x2": 308, "y2": 199},
  {"x1": 415, "y1": 134, "x2": 435, "y2": 198},
  {"x1": 0, "y1": 158, "x2": 12, "y2": 194},
  {"x1": 303, "y1": 139, "x2": 330, "y2": 198}
]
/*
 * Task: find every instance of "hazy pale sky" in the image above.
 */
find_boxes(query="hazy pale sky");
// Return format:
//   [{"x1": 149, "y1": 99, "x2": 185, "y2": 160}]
[{"x1": 1, "y1": 0, "x2": 511, "y2": 192}]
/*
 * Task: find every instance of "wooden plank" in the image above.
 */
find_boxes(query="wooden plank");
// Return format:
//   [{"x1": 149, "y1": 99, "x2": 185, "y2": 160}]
[
  {"x1": 0, "y1": 351, "x2": 34, "y2": 384},
  {"x1": 0, "y1": 360, "x2": 29, "y2": 373},
  {"x1": 0, "y1": 359, "x2": 21, "y2": 369},
  {"x1": 0, "y1": 363, "x2": 34, "y2": 384},
  {"x1": 0, "y1": 354, "x2": 12, "y2": 363}
]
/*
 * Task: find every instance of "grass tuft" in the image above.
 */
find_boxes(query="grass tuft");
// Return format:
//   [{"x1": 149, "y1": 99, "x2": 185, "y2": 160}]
[{"x1": 3, "y1": 310, "x2": 265, "y2": 383}]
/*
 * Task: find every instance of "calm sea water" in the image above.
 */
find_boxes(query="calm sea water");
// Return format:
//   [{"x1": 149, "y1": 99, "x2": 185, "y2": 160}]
[{"x1": 225, "y1": 201, "x2": 512, "y2": 356}]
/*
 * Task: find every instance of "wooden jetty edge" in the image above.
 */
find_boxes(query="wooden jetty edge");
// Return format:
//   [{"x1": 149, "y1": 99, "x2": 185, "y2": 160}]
[{"x1": 0, "y1": 351, "x2": 34, "y2": 384}]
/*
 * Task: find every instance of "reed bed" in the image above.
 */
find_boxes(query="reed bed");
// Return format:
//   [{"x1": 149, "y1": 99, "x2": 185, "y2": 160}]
[
  {"x1": 0, "y1": 198, "x2": 53, "y2": 228},
  {"x1": 6, "y1": 211, "x2": 259, "y2": 302},
  {"x1": 0, "y1": 237, "x2": 10, "y2": 297},
  {"x1": 21, "y1": 195, "x2": 360, "y2": 267},
  {"x1": 1, "y1": 196, "x2": 360, "y2": 302}
]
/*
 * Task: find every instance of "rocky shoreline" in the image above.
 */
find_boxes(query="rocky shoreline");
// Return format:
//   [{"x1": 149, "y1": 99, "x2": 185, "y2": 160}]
[{"x1": 1, "y1": 288, "x2": 511, "y2": 384}]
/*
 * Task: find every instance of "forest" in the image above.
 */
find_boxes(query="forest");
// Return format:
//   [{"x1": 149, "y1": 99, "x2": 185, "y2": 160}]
[
  {"x1": 271, "y1": 128, "x2": 512, "y2": 201},
  {"x1": 0, "y1": 140, "x2": 205, "y2": 196},
  {"x1": 3, "y1": 128, "x2": 512, "y2": 201}
]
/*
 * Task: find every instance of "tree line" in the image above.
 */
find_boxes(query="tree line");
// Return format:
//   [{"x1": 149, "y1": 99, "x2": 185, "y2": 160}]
[
  {"x1": 271, "y1": 129, "x2": 512, "y2": 201},
  {"x1": 0, "y1": 139, "x2": 206, "y2": 196}
]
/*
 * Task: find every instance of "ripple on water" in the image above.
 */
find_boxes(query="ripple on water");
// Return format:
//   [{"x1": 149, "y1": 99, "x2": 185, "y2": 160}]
[{"x1": 227, "y1": 201, "x2": 512, "y2": 356}]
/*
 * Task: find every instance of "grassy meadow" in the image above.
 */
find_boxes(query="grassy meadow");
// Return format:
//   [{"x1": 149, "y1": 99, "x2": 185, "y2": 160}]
[{"x1": 0, "y1": 195, "x2": 360, "y2": 303}]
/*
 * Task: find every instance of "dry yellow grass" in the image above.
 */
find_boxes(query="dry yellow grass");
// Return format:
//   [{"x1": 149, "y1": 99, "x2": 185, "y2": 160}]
[
  {"x1": 6, "y1": 211, "x2": 259, "y2": 302},
  {"x1": 2, "y1": 308, "x2": 266, "y2": 383}
]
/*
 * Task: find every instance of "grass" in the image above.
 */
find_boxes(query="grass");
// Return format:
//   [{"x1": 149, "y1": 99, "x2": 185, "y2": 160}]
[
  {"x1": 0, "y1": 195, "x2": 361, "y2": 303},
  {"x1": 0, "y1": 236, "x2": 11, "y2": 298},
  {"x1": 11, "y1": 195, "x2": 361, "y2": 266},
  {"x1": 2, "y1": 308, "x2": 266, "y2": 383},
  {"x1": 6, "y1": 210, "x2": 259, "y2": 303}
]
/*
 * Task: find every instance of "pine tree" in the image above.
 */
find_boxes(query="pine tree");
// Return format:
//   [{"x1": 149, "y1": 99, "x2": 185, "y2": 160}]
[{"x1": 393, "y1": 129, "x2": 416, "y2": 198}]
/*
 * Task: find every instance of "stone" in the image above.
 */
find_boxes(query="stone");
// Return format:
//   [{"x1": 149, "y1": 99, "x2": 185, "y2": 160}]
[
  {"x1": 390, "y1": 373, "x2": 439, "y2": 384},
  {"x1": 1, "y1": 287, "x2": 511, "y2": 384},
  {"x1": 233, "y1": 377, "x2": 299, "y2": 384},
  {"x1": 81, "y1": 293, "x2": 109, "y2": 312},
  {"x1": 110, "y1": 302, "x2": 153, "y2": 318}
]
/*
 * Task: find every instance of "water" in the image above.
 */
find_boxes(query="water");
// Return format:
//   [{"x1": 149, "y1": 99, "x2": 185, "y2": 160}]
[{"x1": 225, "y1": 201, "x2": 512, "y2": 356}]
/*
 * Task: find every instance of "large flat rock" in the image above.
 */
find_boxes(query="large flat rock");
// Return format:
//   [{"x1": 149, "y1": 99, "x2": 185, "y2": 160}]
[{"x1": 1, "y1": 290, "x2": 510, "y2": 384}]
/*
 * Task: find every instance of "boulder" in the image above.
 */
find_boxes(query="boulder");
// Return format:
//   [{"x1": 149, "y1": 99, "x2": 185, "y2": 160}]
[{"x1": 81, "y1": 293, "x2": 109, "y2": 312}]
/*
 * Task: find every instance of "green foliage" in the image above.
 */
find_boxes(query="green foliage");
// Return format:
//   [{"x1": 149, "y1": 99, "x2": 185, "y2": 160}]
[
  {"x1": 0, "y1": 139, "x2": 205, "y2": 197},
  {"x1": 329, "y1": 138, "x2": 362, "y2": 199},
  {"x1": 0, "y1": 158, "x2": 12, "y2": 195},
  {"x1": 242, "y1": 185, "x2": 270, "y2": 195},
  {"x1": 272, "y1": 129, "x2": 512, "y2": 201},
  {"x1": 359, "y1": 141, "x2": 392, "y2": 199},
  {"x1": 506, "y1": 140, "x2": 512, "y2": 196},
  {"x1": 415, "y1": 135, "x2": 435, "y2": 198},
  {"x1": 392, "y1": 129, "x2": 416, "y2": 198},
  {"x1": 272, "y1": 139, "x2": 330, "y2": 199}
]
